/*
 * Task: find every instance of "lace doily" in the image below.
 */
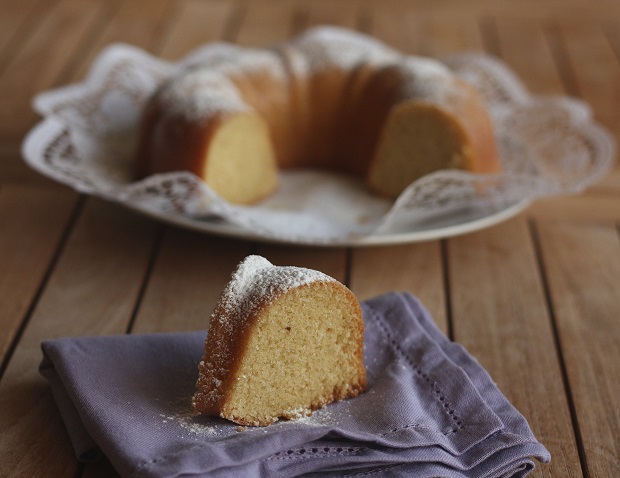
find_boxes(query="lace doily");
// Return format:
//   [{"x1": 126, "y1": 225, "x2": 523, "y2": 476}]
[{"x1": 22, "y1": 43, "x2": 615, "y2": 245}]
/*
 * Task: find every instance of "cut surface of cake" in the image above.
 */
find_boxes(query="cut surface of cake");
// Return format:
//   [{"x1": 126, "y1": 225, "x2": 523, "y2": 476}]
[{"x1": 192, "y1": 255, "x2": 366, "y2": 426}]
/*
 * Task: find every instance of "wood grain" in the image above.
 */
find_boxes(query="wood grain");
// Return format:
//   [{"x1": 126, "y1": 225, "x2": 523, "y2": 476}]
[
  {"x1": 422, "y1": 10, "x2": 485, "y2": 57},
  {"x1": 71, "y1": 0, "x2": 174, "y2": 80},
  {"x1": 555, "y1": 21, "x2": 620, "y2": 136},
  {"x1": 157, "y1": 0, "x2": 241, "y2": 60},
  {"x1": 349, "y1": 243, "x2": 448, "y2": 334},
  {"x1": 234, "y1": 0, "x2": 297, "y2": 46},
  {"x1": 0, "y1": 184, "x2": 77, "y2": 367},
  {"x1": 535, "y1": 220, "x2": 620, "y2": 478},
  {"x1": 370, "y1": 7, "x2": 427, "y2": 54},
  {"x1": 0, "y1": 0, "x2": 107, "y2": 144},
  {"x1": 529, "y1": 196, "x2": 620, "y2": 222},
  {"x1": 550, "y1": 20, "x2": 620, "y2": 193},
  {"x1": 299, "y1": 0, "x2": 361, "y2": 32},
  {"x1": 0, "y1": 0, "x2": 53, "y2": 75},
  {"x1": 491, "y1": 16, "x2": 564, "y2": 95}
]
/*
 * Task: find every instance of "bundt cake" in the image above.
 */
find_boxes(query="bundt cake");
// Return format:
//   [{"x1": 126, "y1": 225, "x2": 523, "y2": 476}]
[
  {"x1": 192, "y1": 255, "x2": 366, "y2": 426},
  {"x1": 135, "y1": 26, "x2": 501, "y2": 204}
]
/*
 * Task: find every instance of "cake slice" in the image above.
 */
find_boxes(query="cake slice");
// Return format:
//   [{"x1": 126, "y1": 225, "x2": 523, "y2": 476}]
[{"x1": 192, "y1": 255, "x2": 366, "y2": 426}]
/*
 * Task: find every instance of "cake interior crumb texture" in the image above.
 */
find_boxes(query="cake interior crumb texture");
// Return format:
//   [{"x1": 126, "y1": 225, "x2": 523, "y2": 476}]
[
  {"x1": 222, "y1": 283, "x2": 364, "y2": 425},
  {"x1": 204, "y1": 113, "x2": 278, "y2": 204},
  {"x1": 368, "y1": 102, "x2": 469, "y2": 197}
]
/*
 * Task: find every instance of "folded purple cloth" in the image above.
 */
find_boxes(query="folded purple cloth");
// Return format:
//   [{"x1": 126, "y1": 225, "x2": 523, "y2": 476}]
[{"x1": 40, "y1": 292, "x2": 550, "y2": 477}]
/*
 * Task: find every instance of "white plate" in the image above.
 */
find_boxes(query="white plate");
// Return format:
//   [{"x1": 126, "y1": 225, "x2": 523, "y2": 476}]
[
  {"x1": 124, "y1": 197, "x2": 531, "y2": 247},
  {"x1": 22, "y1": 40, "x2": 615, "y2": 246}
]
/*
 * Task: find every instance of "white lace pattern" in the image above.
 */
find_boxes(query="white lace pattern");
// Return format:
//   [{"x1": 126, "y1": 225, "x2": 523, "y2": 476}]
[{"x1": 22, "y1": 43, "x2": 615, "y2": 245}]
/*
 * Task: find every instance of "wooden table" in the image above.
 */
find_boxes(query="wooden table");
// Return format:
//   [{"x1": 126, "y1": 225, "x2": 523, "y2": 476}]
[{"x1": 1, "y1": 0, "x2": 619, "y2": 476}]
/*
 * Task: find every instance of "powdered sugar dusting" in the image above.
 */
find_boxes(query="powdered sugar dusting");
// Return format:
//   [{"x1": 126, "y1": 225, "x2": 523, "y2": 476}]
[
  {"x1": 160, "y1": 412, "x2": 219, "y2": 437},
  {"x1": 218, "y1": 255, "x2": 336, "y2": 322},
  {"x1": 391, "y1": 56, "x2": 454, "y2": 104},
  {"x1": 155, "y1": 48, "x2": 286, "y2": 121},
  {"x1": 150, "y1": 26, "x2": 457, "y2": 124},
  {"x1": 158, "y1": 69, "x2": 249, "y2": 121},
  {"x1": 289, "y1": 25, "x2": 400, "y2": 73}
]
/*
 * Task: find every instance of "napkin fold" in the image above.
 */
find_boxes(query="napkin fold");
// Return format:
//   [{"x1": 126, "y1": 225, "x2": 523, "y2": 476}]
[{"x1": 40, "y1": 292, "x2": 550, "y2": 477}]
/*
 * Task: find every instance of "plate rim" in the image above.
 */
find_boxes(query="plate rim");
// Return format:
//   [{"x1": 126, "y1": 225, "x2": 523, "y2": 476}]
[{"x1": 122, "y1": 198, "x2": 532, "y2": 247}]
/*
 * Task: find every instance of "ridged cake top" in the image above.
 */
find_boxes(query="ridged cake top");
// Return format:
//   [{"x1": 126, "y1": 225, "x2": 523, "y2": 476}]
[
  {"x1": 154, "y1": 26, "x2": 457, "y2": 122},
  {"x1": 287, "y1": 25, "x2": 400, "y2": 73},
  {"x1": 216, "y1": 255, "x2": 336, "y2": 324},
  {"x1": 158, "y1": 48, "x2": 286, "y2": 120}
]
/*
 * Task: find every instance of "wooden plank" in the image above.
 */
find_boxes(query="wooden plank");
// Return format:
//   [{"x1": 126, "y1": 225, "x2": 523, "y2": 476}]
[
  {"x1": 0, "y1": 184, "x2": 77, "y2": 367},
  {"x1": 234, "y1": 0, "x2": 297, "y2": 46},
  {"x1": 603, "y1": 19, "x2": 620, "y2": 192},
  {"x1": 447, "y1": 216, "x2": 583, "y2": 477},
  {"x1": 535, "y1": 220, "x2": 620, "y2": 478},
  {"x1": 0, "y1": 145, "x2": 52, "y2": 186},
  {"x1": 371, "y1": 0, "x2": 620, "y2": 22},
  {"x1": 0, "y1": 199, "x2": 158, "y2": 476},
  {"x1": 0, "y1": 0, "x2": 108, "y2": 144},
  {"x1": 0, "y1": 1, "x2": 186, "y2": 475},
  {"x1": 492, "y1": 16, "x2": 565, "y2": 95},
  {"x1": 423, "y1": 11, "x2": 485, "y2": 57},
  {"x1": 72, "y1": 0, "x2": 174, "y2": 80},
  {"x1": 299, "y1": 0, "x2": 361, "y2": 32},
  {"x1": 349, "y1": 243, "x2": 448, "y2": 334},
  {"x1": 130, "y1": 231, "x2": 253, "y2": 334},
  {"x1": 0, "y1": 0, "x2": 54, "y2": 74},
  {"x1": 605, "y1": 20, "x2": 620, "y2": 68},
  {"x1": 157, "y1": 0, "x2": 241, "y2": 60},
  {"x1": 370, "y1": 7, "x2": 426, "y2": 54},
  {"x1": 548, "y1": 20, "x2": 620, "y2": 193},
  {"x1": 554, "y1": 21, "x2": 620, "y2": 136},
  {"x1": 529, "y1": 195, "x2": 620, "y2": 222},
  {"x1": 372, "y1": 6, "x2": 484, "y2": 56}
]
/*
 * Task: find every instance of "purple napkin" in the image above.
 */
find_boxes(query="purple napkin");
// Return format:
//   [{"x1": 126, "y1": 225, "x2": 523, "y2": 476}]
[{"x1": 40, "y1": 292, "x2": 550, "y2": 477}]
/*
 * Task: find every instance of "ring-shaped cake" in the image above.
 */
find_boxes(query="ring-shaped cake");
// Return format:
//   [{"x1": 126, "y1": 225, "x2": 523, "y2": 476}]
[{"x1": 135, "y1": 27, "x2": 501, "y2": 204}]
